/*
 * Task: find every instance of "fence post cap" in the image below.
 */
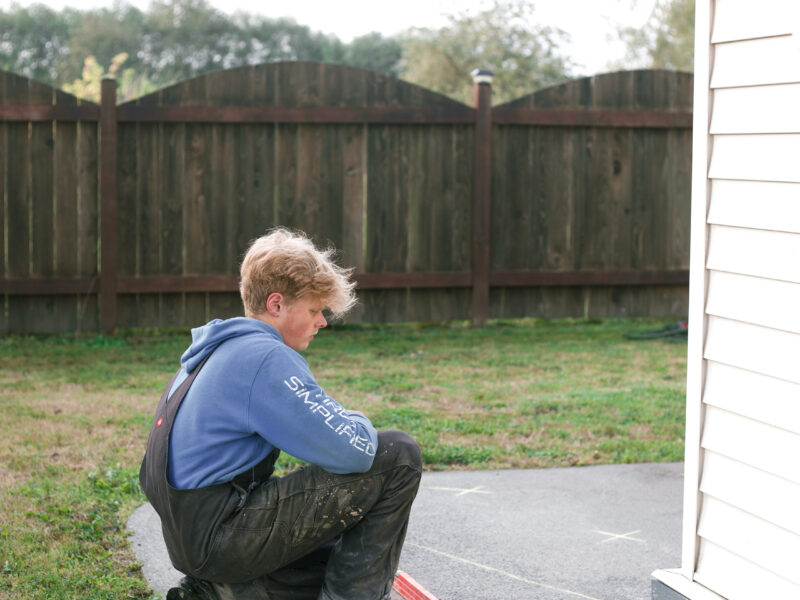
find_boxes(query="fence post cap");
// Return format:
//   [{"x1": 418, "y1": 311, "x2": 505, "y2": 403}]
[{"x1": 471, "y1": 69, "x2": 494, "y2": 84}]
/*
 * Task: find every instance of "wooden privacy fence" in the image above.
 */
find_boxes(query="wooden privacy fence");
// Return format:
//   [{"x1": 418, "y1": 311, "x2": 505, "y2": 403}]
[{"x1": 0, "y1": 64, "x2": 693, "y2": 333}]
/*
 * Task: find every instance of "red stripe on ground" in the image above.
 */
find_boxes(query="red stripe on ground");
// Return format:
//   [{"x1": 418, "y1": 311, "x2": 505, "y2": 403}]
[{"x1": 393, "y1": 572, "x2": 439, "y2": 600}]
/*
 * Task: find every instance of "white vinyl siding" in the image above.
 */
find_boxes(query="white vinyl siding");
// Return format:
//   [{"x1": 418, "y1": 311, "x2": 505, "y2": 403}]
[
  {"x1": 703, "y1": 316, "x2": 800, "y2": 386},
  {"x1": 705, "y1": 271, "x2": 800, "y2": 334},
  {"x1": 703, "y1": 361, "x2": 800, "y2": 432},
  {"x1": 695, "y1": 541, "x2": 800, "y2": 600},
  {"x1": 710, "y1": 35, "x2": 800, "y2": 88},
  {"x1": 711, "y1": 0, "x2": 798, "y2": 43},
  {"x1": 697, "y1": 495, "x2": 800, "y2": 585},
  {"x1": 710, "y1": 84, "x2": 800, "y2": 134},
  {"x1": 672, "y1": 1, "x2": 800, "y2": 598},
  {"x1": 705, "y1": 226, "x2": 800, "y2": 284},
  {"x1": 700, "y1": 404, "x2": 800, "y2": 483},
  {"x1": 707, "y1": 180, "x2": 800, "y2": 234},
  {"x1": 700, "y1": 451, "x2": 800, "y2": 534},
  {"x1": 708, "y1": 134, "x2": 800, "y2": 183}
]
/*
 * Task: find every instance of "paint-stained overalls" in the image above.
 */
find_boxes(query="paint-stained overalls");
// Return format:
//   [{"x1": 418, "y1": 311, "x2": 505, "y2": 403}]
[{"x1": 140, "y1": 352, "x2": 422, "y2": 600}]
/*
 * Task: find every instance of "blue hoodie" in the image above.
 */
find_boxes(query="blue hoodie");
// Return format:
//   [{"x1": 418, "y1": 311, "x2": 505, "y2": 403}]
[{"x1": 167, "y1": 317, "x2": 378, "y2": 489}]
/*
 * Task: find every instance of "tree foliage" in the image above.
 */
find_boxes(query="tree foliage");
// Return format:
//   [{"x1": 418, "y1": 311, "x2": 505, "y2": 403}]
[
  {"x1": 619, "y1": 0, "x2": 695, "y2": 71},
  {"x1": 340, "y1": 33, "x2": 404, "y2": 77},
  {"x1": 142, "y1": 1, "x2": 338, "y2": 84},
  {"x1": 0, "y1": 3, "x2": 73, "y2": 83},
  {"x1": 399, "y1": 0, "x2": 573, "y2": 105},
  {"x1": 64, "y1": 4, "x2": 147, "y2": 83},
  {"x1": 0, "y1": 0, "x2": 567, "y2": 104},
  {"x1": 62, "y1": 53, "x2": 156, "y2": 102},
  {"x1": 0, "y1": 0, "x2": 403, "y2": 92}
]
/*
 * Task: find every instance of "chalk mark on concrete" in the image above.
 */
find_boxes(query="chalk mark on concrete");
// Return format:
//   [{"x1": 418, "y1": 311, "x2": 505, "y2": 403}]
[
  {"x1": 424, "y1": 485, "x2": 491, "y2": 496},
  {"x1": 593, "y1": 529, "x2": 645, "y2": 544},
  {"x1": 406, "y1": 542, "x2": 603, "y2": 600}
]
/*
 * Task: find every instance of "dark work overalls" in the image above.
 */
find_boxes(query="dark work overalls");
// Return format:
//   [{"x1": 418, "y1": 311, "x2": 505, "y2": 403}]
[{"x1": 140, "y1": 352, "x2": 422, "y2": 600}]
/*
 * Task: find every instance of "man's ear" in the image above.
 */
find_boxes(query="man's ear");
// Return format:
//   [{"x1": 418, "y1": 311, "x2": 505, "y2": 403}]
[{"x1": 265, "y1": 292, "x2": 284, "y2": 317}]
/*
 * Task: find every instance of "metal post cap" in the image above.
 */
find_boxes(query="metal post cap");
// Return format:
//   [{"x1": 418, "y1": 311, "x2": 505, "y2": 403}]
[{"x1": 471, "y1": 69, "x2": 494, "y2": 84}]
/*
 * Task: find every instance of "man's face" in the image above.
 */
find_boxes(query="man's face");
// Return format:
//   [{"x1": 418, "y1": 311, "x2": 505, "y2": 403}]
[{"x1": 275, "y1": 297, "x2": 328, "y2": 351}]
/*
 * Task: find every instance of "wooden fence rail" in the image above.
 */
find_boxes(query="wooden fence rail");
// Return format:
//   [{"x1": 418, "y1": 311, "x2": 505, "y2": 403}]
[{"x1": 0, "y1": 64, "x2": 692, "y2": 333}]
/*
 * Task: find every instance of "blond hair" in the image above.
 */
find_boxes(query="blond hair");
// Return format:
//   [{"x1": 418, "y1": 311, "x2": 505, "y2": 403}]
[{"x1": 240, "y1": 229, "x2": 357, "y2": 318}]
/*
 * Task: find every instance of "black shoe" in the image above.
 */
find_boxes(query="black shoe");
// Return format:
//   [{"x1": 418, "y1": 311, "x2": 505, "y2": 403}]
[{"x1": 167, "y1": 576, "x2": 220, "y2": 600}]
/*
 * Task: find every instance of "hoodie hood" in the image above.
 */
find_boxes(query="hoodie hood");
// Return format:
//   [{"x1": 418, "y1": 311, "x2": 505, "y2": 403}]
[{"x1": 180, "y1": 317, "x2": 281, "y2": 372}]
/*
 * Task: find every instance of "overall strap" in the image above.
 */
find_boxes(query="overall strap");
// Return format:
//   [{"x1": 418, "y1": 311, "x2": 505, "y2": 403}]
[
  {"x1": 140, "y1": 351, "x2": 215, "y2": 497},
  {"x1": 163, "y1": 353, "x2": 214, "y2": 422}
]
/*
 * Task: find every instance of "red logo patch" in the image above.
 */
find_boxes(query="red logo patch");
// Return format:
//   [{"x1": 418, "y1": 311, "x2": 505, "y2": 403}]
[{"x1": 156, "y1": 417, "x2": 164, "y2": 427}]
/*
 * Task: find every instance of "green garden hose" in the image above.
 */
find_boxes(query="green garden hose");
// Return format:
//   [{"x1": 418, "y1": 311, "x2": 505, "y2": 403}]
[{"x1": 623, "y1": 320, "x2": 688, "y2": 342}]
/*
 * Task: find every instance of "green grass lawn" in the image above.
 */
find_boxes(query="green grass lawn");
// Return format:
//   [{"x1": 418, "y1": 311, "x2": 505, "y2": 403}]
[{"x1": 0, "y1": 317, "x2": 687, "y2": 599}]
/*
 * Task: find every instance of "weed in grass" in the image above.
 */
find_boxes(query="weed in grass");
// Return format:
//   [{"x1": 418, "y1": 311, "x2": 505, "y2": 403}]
[
  {"x1": 423, "y1": 443, "x2": 502, "y2": 468},
  {"x1": 371, "y1": 406, "x2": 428, "y2": 431}
]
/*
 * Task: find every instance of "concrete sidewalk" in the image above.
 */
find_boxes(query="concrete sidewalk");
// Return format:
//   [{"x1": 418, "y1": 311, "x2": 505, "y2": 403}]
[{"x1": 127, "y1": 462, "x2": 683, "y2": 600}]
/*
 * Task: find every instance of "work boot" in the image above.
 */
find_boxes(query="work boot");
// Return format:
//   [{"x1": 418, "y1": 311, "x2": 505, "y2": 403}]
[{"x1": 167, "y1": 575, "x2": 220, "y2": 600}]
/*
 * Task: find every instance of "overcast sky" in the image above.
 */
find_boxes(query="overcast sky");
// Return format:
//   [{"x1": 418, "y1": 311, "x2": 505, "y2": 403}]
[{"x1": 2, "y1": 0, "x2": 658, "y2": 75}]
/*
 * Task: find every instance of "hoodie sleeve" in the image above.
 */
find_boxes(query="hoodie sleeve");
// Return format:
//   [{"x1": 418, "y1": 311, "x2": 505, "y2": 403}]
[{"x1": 248, "y1": 345, "x2": 378, "y2": 474}]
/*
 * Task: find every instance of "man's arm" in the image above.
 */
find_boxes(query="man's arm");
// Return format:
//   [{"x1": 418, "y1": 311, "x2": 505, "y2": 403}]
[{"x1": 249, "y1": 347, "x2": 378, "y2": 474}]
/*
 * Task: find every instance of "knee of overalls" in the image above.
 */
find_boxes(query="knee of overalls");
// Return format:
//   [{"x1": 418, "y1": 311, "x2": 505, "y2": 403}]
[{"x1": 375, "y1": 430, "x2": 422, "y2": 472}]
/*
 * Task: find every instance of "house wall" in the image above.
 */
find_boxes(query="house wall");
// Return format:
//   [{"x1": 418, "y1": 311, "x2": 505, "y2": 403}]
[{"x1": 671, "y1": 0, "x2": 800, "y2": 598}]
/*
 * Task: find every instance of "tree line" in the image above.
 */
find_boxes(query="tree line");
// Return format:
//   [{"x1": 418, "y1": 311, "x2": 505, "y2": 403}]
[{"x1": 0, "y1": 0, "x2": 693, "y2": 104}]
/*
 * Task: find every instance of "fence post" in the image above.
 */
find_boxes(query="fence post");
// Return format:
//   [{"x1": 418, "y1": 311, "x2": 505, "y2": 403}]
[
  {"x1": 471, "y1": 69, "x2": 493, "y2": 327},
  {"x1": 100, "y1": 77, "x2": 118, "y2": 334}
]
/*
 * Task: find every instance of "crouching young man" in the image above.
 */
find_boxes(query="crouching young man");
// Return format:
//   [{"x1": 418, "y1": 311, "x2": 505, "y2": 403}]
[{"x1": 140, "y1": 229, "x2": 422, "y2": 600}]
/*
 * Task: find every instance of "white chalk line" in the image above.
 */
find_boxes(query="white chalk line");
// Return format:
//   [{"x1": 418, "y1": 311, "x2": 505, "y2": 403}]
[
  {"x1": 424, "y1": 485, "x2": 491, "y2": 496},
  {"x1": 406, "y1": 542, "x2": 603, "y2": 600},
  {"x1": 593, "y1": 529, "x2": 645, "y2": 544}
]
